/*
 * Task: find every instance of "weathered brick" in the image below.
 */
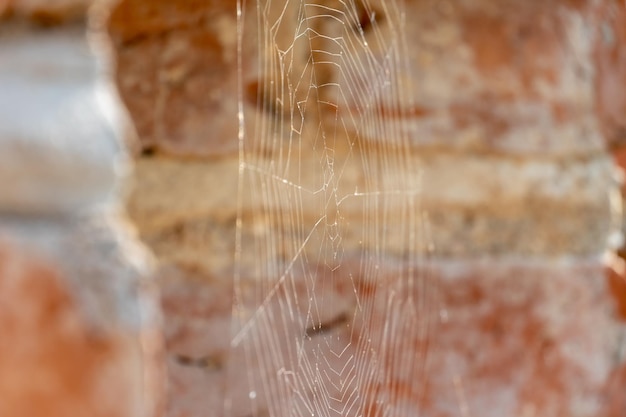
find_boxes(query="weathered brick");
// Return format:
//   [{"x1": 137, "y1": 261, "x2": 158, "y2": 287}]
[
  {"x1": 0, "y1": 0, "x2": 92, "y2": 24},
  {"x1": 603, "y1": 362, "x2": 626, "y2": 417},
  {"x1": 0, "y1": 4, "x2": 166, "y2": 417},
  {"x1": 421, "y1": 259, "x2": 621, "y2": 417},
  {"x1": 157, "y1": 264, "x2": 233, "y2": 417},
  {"x1": 108, "y1": 0, "x2": 242, "y2": 157},
  {"x1": 106, "y1": 1, "x2": 626, "y2": 416},
  {"x1": 595, "y1": 0, "x2": 626, "y2": 150},
  {"x1": 333, "y1": 0, "x2": 608, "y2": 156},
  {"x1": 0, "y1": 211, "x2": 166, "y2": 416},
  {"x1": 154, "y1": 255, "x2": 624, "y2": 417},
  {"x1": 0, "y1": 239, "x2": 144, "y2": 417}
]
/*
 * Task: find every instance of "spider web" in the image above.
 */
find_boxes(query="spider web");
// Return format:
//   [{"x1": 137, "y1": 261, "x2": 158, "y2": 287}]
[{"x1": 227, "y1": 1, "x2": 437, "y2": 416}]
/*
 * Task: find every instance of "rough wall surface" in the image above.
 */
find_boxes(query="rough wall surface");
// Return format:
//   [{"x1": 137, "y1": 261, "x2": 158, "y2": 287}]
[
  {"x1": 0, "y1": 9, "x2": 163, "y2": 417},
  {"x1": 108, "y1": 0, "x2": 626, "y2": 417},
  {"x1": 0, "y1": 0, "x2": 92, "y2": 24}
]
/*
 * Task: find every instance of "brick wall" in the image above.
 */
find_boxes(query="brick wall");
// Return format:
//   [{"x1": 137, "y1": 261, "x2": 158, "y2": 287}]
[
  {"x1": 0, "y1": 1, "x2": 625, "y2": 417},
  {"x1": 108, "y1": 1, "x2": 626, "y2": 416},
  {"x1": 0, "y1": 4, "x2": 163, "y2": 417}
]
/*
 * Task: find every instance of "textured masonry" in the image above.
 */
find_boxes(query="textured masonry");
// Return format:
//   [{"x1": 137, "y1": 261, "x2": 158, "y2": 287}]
[
  {"x1": 104, "y1": 1, "x2": 626, "y2": 417},
  {"x1": 106, "y1": 1, "x2": 626, "y2": 417},
  {"x1": 0, "y1": 4, "x2": 163, "y2": 417},
  {"x1": 8, "y1": 0, "x2": 626, "y2": 415}
]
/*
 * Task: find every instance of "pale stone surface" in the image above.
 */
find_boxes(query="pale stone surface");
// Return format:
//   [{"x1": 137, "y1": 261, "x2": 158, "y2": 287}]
[
  {"x1": 128, "y1": 153, "x2": 615, "y2": 257},
  {"x1": 0, "y1": 23, "x2": 130, "y2": 214}
]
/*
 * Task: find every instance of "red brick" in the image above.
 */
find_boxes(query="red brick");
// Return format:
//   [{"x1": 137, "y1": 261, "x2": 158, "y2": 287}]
[
  {"x1": 607, "y1": 264, "x2": 626, "y2": 321},
  {"x1": 420, "y1": 260, "x2": 618, "y2": 417},
  {"x1": 0, "y1": 0, "x2": 91, "y2": 24},
  {"x1": 157, "y1": 264, "x2": 234, "y2": 417},
  {"x1": 603, "y1": 362, "x2": 626, "y2": 417},
  {"x1": 0, "y1": 240, "x2": 144, "y2": 417},
  {"x1": 108, "y1": 0, "x2": 244, "y2": 157},
  {"x1": 160, "y1": 257, "x2": 622, "y2": 417},
  {"x1": 594, "y1": 0, "x2": 626, "y2": 150}
]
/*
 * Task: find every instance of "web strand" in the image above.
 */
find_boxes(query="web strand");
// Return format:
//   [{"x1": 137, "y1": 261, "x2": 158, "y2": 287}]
[{"x1": 230, "y1": 1, "x2": 436, "y2": 416}]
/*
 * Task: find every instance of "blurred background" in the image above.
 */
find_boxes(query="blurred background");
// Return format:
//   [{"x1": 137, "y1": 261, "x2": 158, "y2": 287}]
[{"x1": 0, "y1": 1, "x2": 625, "y2": 417}]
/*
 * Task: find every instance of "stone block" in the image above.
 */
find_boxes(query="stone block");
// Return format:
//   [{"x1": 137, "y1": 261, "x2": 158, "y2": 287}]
[{"x1": 0, "y1": 23, "x2": 130, "y2": 214}]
